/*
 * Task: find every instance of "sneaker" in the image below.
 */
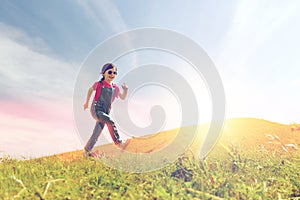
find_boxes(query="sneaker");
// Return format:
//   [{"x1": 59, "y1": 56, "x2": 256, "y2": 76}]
[
  {"x1": 83, "y1": 149, "x2": 92, "y2": 158},
  {"x1": 115, "y1": 139, "x2": 122, "y2": 144},
  {"x1": 117, "y1": 140, "x2": 130, "y2": 150}
]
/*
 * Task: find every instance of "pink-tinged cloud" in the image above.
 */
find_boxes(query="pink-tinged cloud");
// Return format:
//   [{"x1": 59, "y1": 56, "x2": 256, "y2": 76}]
[
  {"x1": 0, "y1": 98, "x2": 73, "y2": 130},
  {"x1": 0, "y1": 99, "x2": 82, "y2": 158},
  {"x1": 0, "y1": 23, "x2": 82, "y2": 158}
]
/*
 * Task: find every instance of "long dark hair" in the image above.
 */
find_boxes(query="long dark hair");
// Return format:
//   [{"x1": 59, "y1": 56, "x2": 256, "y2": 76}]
[{"x1": 100, "y1": 63, "x2": 116, "y2": 81}]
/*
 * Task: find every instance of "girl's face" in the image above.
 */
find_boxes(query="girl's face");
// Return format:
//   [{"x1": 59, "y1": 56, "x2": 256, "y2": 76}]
[{"x1": 103, "y1": 67, "x2": 117, "y2": 83}]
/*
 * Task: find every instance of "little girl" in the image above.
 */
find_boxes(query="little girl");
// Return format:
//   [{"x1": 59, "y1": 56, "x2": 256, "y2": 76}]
[{"x1": 83, "y1": 63, "x2": 128, "y2": 157}]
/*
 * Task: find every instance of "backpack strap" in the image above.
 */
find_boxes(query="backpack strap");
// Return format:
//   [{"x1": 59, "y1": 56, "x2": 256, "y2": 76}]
[{"x1": 99, "y1": 80, "x2": 104, "y2": 88}]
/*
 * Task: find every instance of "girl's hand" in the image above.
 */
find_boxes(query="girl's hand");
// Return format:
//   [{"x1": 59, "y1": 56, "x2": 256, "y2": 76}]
[
  {"x1": 122, "y1": 83, "x2": 128, "y2": 91},
  {"x1": 83, "y1": 102, "x2": 89, "y2": 110},
  {"x1": 119, "y1": 83, "x2": 128, "y2": 100}
]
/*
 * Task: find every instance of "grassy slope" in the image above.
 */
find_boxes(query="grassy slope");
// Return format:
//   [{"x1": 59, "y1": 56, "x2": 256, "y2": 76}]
[
  {"x1": 220, "y1": 118, "x2": 299, "y2": 146},
  {"x1": 57, "y1": 117, "x2": 300, "y2": 159},
  {"x1": 1, "y1": 118, "x2": 300, "y2": 199}
]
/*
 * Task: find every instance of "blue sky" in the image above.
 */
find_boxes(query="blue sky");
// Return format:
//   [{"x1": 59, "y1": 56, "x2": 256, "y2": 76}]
[
  {"x1": 1, "y1": 0, "x2": 300, "y2": 157},
  {"x1": 0, "y1": 0, "x2": 236, "y2": 61}
]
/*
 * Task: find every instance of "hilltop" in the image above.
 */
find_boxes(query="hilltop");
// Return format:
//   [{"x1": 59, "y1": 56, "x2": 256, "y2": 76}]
[{"x1": 54, "y1": 118, "x2": 300, "y2": 161}]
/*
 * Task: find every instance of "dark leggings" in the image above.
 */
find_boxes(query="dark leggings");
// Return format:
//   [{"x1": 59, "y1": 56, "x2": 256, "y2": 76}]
[{"x1": 84, "y1": 104, "x2": 120, "y2": 152}]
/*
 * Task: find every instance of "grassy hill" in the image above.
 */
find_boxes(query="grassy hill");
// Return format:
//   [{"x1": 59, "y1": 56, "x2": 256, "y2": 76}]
[
  {"x1": 1, "y1": 118, "x2": 300, "y2": 199},
  {"x1": 56, "y1": 118, "x2": 300, "y2": 160}
]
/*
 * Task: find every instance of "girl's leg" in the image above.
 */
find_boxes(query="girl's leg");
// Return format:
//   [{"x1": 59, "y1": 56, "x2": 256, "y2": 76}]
[
  {"x1": 106, "y1": 121, "x2": 121, "y2": 144},
  {"x1": 96, "y1": 111, "x2": 121, "y2": 144},
  {"x1": 84, "y1": 122, "x2": 105, "y2": 152}
]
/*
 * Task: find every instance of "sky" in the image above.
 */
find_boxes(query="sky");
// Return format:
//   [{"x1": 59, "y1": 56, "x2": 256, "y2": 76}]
[{"x1": 1, "y1": 0, "x2": 300, "y2": 158}]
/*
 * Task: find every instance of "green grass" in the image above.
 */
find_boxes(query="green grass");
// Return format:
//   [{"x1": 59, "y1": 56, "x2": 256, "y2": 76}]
[{"x1": 1, "y1": 144, "x2": 300, "y2": 200}]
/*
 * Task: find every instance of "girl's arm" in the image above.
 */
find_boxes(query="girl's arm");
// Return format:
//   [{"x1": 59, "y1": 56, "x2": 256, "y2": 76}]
[
  {"x1": 83, "y1": 86, "x2": 94, "y2": 110},
  {"x1": 119, "y1": 83, "x2": 128, "y2": 100}
]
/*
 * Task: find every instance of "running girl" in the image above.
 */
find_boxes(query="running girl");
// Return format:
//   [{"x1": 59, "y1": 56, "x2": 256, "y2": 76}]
[{"x1": 83, "y1": 63, "x2": 128, "y2": 157}]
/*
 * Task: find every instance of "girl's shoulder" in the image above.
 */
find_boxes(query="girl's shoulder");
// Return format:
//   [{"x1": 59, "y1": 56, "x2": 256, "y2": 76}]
[{"x1": 92, "y1": 81, "x2": 100, "y2": 90}]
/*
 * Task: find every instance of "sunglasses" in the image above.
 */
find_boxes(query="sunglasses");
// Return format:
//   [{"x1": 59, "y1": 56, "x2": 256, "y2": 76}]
[{"x1": 107, "y1": 70, "x2": 117, "y2": 75}]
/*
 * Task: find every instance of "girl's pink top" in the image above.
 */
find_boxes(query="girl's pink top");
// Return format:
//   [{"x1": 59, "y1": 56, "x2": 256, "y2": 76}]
[{"x1": 93, "y1": 81, "x2": 120, "y2": 102}]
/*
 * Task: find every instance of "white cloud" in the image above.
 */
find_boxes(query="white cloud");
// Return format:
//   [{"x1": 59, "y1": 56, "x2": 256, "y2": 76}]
[
  {"x1": 0, "y1": 23, "x2": 76, "y2": 102},
  {"x1": 0, "y1": 23, "x2": 82, "y2": 158},
  {"x1": 0, "y1": 22, "x2": 50, "y2": 53}
]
